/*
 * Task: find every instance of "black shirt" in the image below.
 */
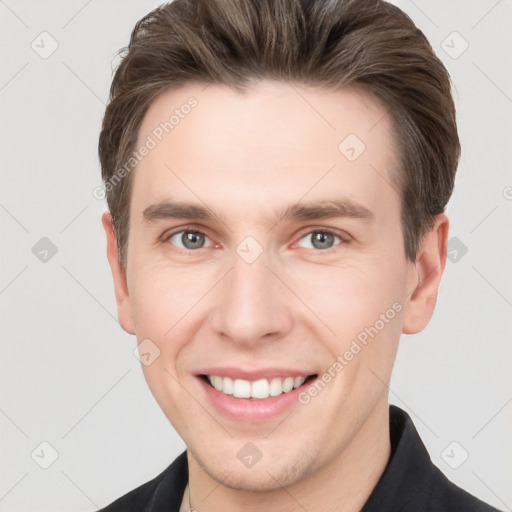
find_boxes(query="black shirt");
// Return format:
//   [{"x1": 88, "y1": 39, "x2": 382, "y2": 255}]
[{"x1": 98, "y1": 406, "x2": 501, "y2": 511}]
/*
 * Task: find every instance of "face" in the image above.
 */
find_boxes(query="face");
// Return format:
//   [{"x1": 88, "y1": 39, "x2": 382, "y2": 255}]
[{"x1": 104, "y1": 81, "x2": 446, "y2": 492}]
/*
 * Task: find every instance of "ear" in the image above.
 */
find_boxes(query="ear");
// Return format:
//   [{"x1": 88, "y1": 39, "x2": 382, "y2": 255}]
[
  {"x1": 102, "y1": 212, "x2": 136, "y2": 335},
  {"x1": 402, "y1": 214, "x2": 449, "y2": 335}
]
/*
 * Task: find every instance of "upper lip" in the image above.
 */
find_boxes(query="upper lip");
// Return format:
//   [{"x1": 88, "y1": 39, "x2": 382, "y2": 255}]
[{"x1": 197, "y1": 367, "x2": 316, "y2": 381}]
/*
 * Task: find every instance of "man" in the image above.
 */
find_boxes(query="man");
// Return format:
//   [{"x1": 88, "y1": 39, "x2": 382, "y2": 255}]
[{"x1": 97, "y1": 0, "x2": 500, "y2": 510}]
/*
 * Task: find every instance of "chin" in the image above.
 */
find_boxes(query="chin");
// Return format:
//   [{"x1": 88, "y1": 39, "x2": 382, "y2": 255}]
[{"x1": 193, "y1": 447, "x2": 315, "y2": 491}]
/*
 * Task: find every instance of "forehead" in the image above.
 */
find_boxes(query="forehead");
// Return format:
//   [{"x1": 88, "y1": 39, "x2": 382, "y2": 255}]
[{"x1": 131, "y1": 81, "x2": 399, "y2": 223}]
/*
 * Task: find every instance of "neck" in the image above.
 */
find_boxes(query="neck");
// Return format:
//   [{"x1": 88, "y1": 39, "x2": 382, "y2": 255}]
[{"x1": 183, "y1": 400, "x2": 391, "y2": 512}]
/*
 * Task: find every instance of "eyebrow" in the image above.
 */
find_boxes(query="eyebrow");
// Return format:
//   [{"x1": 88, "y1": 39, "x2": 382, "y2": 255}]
[{"x1": 141, "y1": 198, "x2": 374, "y2": 226}]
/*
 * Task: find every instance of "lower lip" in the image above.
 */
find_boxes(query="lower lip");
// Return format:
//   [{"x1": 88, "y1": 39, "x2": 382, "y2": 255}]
[{"x1": 197, "y1": 377, "x2": 311, "y2": 423}]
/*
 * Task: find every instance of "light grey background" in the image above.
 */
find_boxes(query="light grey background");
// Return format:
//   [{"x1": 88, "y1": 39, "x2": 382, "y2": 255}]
[{"x1": 0, "y1": 1, "x2": 510, "y2": 511}]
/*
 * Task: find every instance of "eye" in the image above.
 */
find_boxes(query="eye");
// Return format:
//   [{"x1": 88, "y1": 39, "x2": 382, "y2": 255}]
[
  {"x1": 166, "y1": 229, "x2": 214, "y2": 250},
  {"x1": 297, "y1": 230, "x2": 343, "y2": 251}
]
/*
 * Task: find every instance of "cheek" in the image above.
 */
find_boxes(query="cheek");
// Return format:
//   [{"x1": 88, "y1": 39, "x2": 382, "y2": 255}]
[
  {"x1": 128, "y1": 266, "x2": 197, "y2": 422},
  {"x1": 291, "y1": 255, "x2": 407, "y2": 344},
  {"x1": 128, "y1": 260, "x2": 206, "y2": 335}
]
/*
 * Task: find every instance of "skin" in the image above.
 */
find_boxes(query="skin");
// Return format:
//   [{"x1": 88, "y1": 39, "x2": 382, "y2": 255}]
[{"x1": 103, "y1": 81, "x2": 448, "y2": 512}]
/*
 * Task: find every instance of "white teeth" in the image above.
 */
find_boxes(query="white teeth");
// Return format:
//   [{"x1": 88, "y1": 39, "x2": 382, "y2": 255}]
[
  {"x1": 222, "y1": 376, "x2": 234, "y2": 395},
  {"x1": 233, "y1": 379, "x2": 251, "y2": 398},
  {"x1": 294, "y1": 376, "x2": 304, "y2": 389},
  {"x1": 283, "y1": 377, "x2": 294, "y2": 393},
  {"x1": 212, "y1": 375, "x2": 223, "y2": 391},
  {"x1": 251, "y1": 379, "x2": 270, "y2": 399},
  {"x1": 206, "y1": 375, "x2": 307, "y2": 399},
  {"x1": 269, "y1": 377, "x2": 283, "y2": 397}
]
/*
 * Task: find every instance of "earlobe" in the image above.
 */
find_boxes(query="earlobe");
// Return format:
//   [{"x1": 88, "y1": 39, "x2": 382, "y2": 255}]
[
  {"x1": 101, "y1": 212, "x2": 136, "y2": 335},
  {"x1": 402, "y1": 214, "x2": 449, "y2": 335}
]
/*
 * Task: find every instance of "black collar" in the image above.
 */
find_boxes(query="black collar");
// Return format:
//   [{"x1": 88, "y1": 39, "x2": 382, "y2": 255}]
[{"x1": 101, "y1": 406, "x2": 499, "y2": 511}]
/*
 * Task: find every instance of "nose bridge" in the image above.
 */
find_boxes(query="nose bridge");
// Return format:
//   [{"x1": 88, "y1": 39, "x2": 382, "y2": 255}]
[{"x1": 211, "y1": 244, "x2": 292, "y2": 344}]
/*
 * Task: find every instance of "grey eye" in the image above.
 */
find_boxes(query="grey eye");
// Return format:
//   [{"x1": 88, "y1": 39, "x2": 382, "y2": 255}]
[
  {"x1": 168, "y1": 230, "x2": 211, "y2": 250},
  {"x1": 297, "y1": 231, "x2": 341, "y2": 250}
]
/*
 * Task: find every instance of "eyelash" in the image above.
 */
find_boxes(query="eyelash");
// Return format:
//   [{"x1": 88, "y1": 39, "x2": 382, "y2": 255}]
[{"x1": 162, "y1": 226, "x2": 349, "y2": 253}]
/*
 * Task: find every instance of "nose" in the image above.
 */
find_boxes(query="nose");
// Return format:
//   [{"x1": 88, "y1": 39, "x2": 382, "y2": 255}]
[{"x1": 210, "y1": 249, "x2": 294, "y2": 347}]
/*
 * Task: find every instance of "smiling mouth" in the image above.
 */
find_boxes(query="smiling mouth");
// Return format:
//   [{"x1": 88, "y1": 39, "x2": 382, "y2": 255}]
[{"x1": 200, "y1": 374, "x2": 317, "y2": 400}]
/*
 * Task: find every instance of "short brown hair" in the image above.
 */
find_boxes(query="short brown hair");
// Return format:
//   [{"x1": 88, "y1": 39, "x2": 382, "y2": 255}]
[{"x1": 98, "y1": 0, "x2": 460, "y2": 264}]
